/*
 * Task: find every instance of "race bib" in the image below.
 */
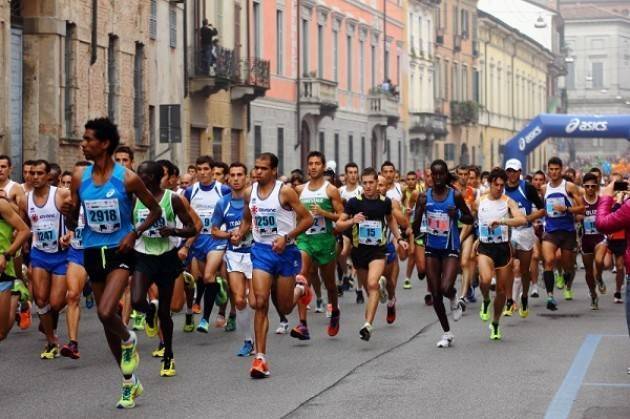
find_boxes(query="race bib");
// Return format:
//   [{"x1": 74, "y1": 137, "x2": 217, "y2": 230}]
[
  {"x1": 546, "y1": 197, "x2": 565, "y2": 218},
  {"x1": 85, "y1": 199, "x2": 121, "y2": 234},
  {"x1": 583, "y1": 215, "x2": 598, "y2": 235},
  {"x1": 358, "y1": 220, "x2": 383, "y2": 246},
  {"x1": 34, "y1": 221, "x2": 59, "y2": 252},
  {"x1": 255, "y1": 214, "x2": 278, "y2": 237},
  {"x1": 306, "y1": 215, "x2": 327, "y2": 235},
  {"x1": 197, "y1": 208, "x2": 214, "y2": 235},
  {"x1": 427, "y1": 211, "x2": 450, "y2": 237},
  {"x1": 136, "y1": 208, "x2": 167, "y2": 238},
  {"x1": 419, "y1": 214, "x2": 428, "y2": 233},
  {"x1": 479, "y1": 224, "x2": 509, "y2": 244},
  {"x1": 71, "y1": 212, "x2": 85, "y2": 249}
]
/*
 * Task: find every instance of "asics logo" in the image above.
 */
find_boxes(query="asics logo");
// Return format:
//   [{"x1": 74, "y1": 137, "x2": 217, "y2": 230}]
[
  {"x1": 106, "y1": 189, "x2": 115, "y2": 198},
  {"x1": 565, "y1": 118, "x2": 608, "y2": 134}
]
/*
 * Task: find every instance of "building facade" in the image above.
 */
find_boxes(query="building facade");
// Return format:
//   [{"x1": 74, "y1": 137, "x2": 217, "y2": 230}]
[
  {"x1": 249, "y1": 0, "x2": 407, "y2": 176},
  {"x1": 477, "y1": 10, "x2": 554, "y2": 172}
]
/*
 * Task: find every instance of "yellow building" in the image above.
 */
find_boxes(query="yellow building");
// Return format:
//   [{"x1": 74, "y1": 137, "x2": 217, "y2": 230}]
[{"x1": 477, "y1": 10, "x2": 554, "y2": 172}]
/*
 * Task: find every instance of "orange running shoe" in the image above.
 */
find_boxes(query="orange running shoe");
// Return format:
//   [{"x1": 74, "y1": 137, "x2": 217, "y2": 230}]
[
  {"x1": 19, "y1": 306, "x2": 32, "y2": 330},
  {"x1": 295, "y1": 275, "x2": 312, "y2": 306},
  {"x1": 250, "y1": 357, "x2": 270, "y2": 379},
  {"x1": 327, "y1": 310, "x2": 340, "y2": 337},
  {"x1": 192, "y1": 304, "x2": 201, "y2": 314}
]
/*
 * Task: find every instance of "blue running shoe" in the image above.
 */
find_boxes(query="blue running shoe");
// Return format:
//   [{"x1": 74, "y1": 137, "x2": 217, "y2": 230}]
[
  {"x1": 237, "y1": 340, "x2": 254, "y2": 357},
  {"x1": 197, "y1": 318, "x2": 210, "y2": 333},
  {"x1": 85, "y1": 293, "x2": 95, "y2": 309},
  {"x1": 465, "y1": 287, "x2": 477, "y2": 303}
]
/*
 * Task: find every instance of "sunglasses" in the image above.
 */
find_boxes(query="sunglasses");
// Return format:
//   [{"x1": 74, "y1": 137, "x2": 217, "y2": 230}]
[{"x1": 584, "y1": 185, "x2": 598, "y2": 189}]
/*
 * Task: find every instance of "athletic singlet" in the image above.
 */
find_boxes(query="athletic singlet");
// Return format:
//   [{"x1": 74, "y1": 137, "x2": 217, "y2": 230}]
[
  {"x1": 544, "y1": 179, "x2": 575, "y2": 232},
  {"x1": 0, "y1": 180, "x2": 18, "y2": 197},
  {"x1": 213, "y1": 193, "x2": 252, "y2": 253},
  {"x1": 424, "y1": 187, "x2": 460, "y2": 250},
  {"x1": 582, "y1": 196, "x2": 600, "y2": 236},
  {"x1": 386, "y1": 184, "x2": 403, "y2": 203},
  {"x1": 70, "y1": 207, "x2": 85, "y2": 250},
  {"x1": 505, "y1": 180, "x2": 532, "y2": 229},
  {"x1": 133, "y1": 189, "x2": 177, "y2": 255},
  {"x1": 79, "y1": 163, "x2": 133, "y2": 249},
  {"x1": 187, "y1": 181, "x2": 226, "y2": 235},
  {"x1": 0, "y1": 205, "x2": 16, "y2": 277},
  {"x1": 339, "y1": 185, "x2": 362, "y2": 202},
  {"x1": 477, "y1": 194, "x2": 510, "y2": 244},
  {"x1": 300, "y1": 181, "x2": 333, "y2": 236},
  {"x1": 250, "y1": 180, "x2": 296, "y2": 245},
  {"x1": 27, "y1": 186, "x2": 65, "y2": 253}
]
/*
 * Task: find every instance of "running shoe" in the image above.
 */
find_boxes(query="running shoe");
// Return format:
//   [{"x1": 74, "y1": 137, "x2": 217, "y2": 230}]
[
  {"x1": 436, "y1": 331, "x2": 454, "y2": 348},
  {"x1": 18, "y1": 304, "x2": 32, "y2": 330},
  {"x1": 555, "y1": 273, "x2": 565, "y2": 290},
  {"x1": 85, "y1": 293, "x2": 95, "y2": 309},
  {"x1": 328, "y1": 310, "x2": 340, "y2": 337},
  {"x1": 183, "y1": 271, "x2": 196, "y2": 290},
  {"x1": 116, "y1": 378, "x2": 143, "y2": 409},
  {"x1": 342, "y1": 275, "x2": 353, "y2": 291},
  {"x1": 326, "y1": 303, "x2": 333, "y2": 318},
  {"x1": 356, "y1": 290, "x2": 365, "y2": 304},
  {"x1": 290, "y1": 323, "x2": 310, "y2": 340},
  {"x1": 386, "y1": 300, "x2": 397, "y2": 324},
  {"x1": 275, "y1": 321, "x2": 289, "y2": 334},
  {"x1": 120, "y1": 332, "x2": 139, "y2": 375},
  {"x1": 40, "y1": 343, "x2": 60, "y2": 359},
  {"x1": 60, "y1": 341, "x2": 80, "y2": 360},
  {"x1": 225, "y1": 315, "x2": 236, "y2": 332},
  {"x1": 614, "y1": 292, "x2": 623, "y2": 304},
  {"x1": 359, "y1": 322, "x2": 373, "y2": 341},
  {"x1": 131, "y1": 311, "x2": 145, "y2": 331},
  {"x1": 12, "y1": 279, "x2": 30, "y2": 302},
  {"x1": 378, "y1": 276, "x2": 388, "y2": 304},
  {"x1": 489, "y1": 323, "x2": 502, "y2": 341},
  {"x1": 518, "y1": 306, "x2": 529, "y2": 318},
  {"x1": 337, "y1": 284, "x2": 344, "y2": 297},
  {"x1": 530, "y1": 284, "x2": 540, "y2": 298},
  {"x1": 237, "y1": 340, "x2": 255, "y2": 357},
  {"x1": 196, "y1": 318, "x2": 210, "y2": 333},
  {"x1": 546, "y1": 296, "x2": 558, "y2": 311},
  {"x1": 597, "y1": 278, "x2": 607, "y2": 294},
  {"x1": 152, "y1": 343, "x2": 165, "y2": 358},
  {"x1": 465, "y1": 286, "x2": 477, "y2": 303},
  {"x1": 424, "y1": 293, "x2": 433, "y2": 306},
  {"x1": 145, "y1": 301, "x2": 159, "y2": 338},
  {"x1": 214, "y1": 314, "x2": 226, "y2": 328},
  {"x1": 250, "y1": 357, "x2": 270, "y2": 379},
  {"x1": 590, "y1": 295, "x2": 599, "y2": 311},
  {"x1": 192, "y1": 303, "x2": 201, "y2": 314},
  {"x1": 479, "y1": 300, "x2": 491, "y2": 322},
  {"x1": 403, "y1": 278, "x2": 412, "y2": 289},
  {"x1": 563, "y1": 288, "x2": 574, "y2": 301},
  {"x1": 502, "y1": 301, "x2": 514, "y2": 317},
  {"x1": 295, "y1": 275, "x2": 312, "y2": 305},
  {"x1": 160, "y1": 357, "x2": 176, "y2": 377},
  {"x1": 215, "y1": 277, "x2": 228, "y2": 306},
  {"x1": 451, "y1": 298, "x2": 464, "y2": 321},
  {"x1": 315, "y1": 299, "x2": 324, "y2": 313},
  {"x1": 183, "y1": 314, "x2": 195, "y2": 332}
]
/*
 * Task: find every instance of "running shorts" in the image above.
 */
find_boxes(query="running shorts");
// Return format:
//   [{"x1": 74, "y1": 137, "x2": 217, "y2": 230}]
[
  {"x1": 351, "y1": 246, "x2": 386, "y2": 270},
  {"x1": 224, "y1": 250, "x2": 253, "y2": 279},
  {"x1": 30, "y1": 248, "x2": 68, "y2": 276},
  {"x1": 385, "y1": 241, "x2": 397, "y2": 264},
  {"x1": 134, "y1": 248, "x2": 182, "y2": 286},
  {"x1": 542, "y1": 230, "x2": 577, "y2": 251},
  {"x1": 608, "y1": 239, "x2": 626, "y2": 257},
  {"x1": 67, "y1": 247, "x2": 85, "y2": 267},
  {"x1": 84, "y1": 247, "x2": 135, "y2": 283},
  {"x1": 0, "y1": 272, "x2": 14, "y2": 292},
  {"x1": 191, "y1": 235, "x2": 227, "y2": 261},
  {"x1": 414, "y1": 233, "x2": 426, "y2": 247},
  {"x1": 424, "y1": 246, "x2": 459, "y2": 260},
  {"x1": 581, "y1": 234, "x2": 606, "y2": 255},
  {"x1": 478, "y1": 242, "x2": 511, "y2": 269},
  {"x1": 510, "y1": 227, "x2": 536, "y2": 252},
  {"x1": 297, "y1": 234, "x2": 337, "y2": 266},
  {"x1": 251, "y1": 243, "x2": 301, "y2": 278}
]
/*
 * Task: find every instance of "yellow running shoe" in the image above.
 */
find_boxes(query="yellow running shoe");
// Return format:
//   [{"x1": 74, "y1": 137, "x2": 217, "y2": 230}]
[
  {"x1": 120, "y1": 333, "x2": 139, "y2": 375},
  {"x1": 152, "y1": 343, "x2": 165, "y2": 358},
  {"x1": 116, "y1": 378, "x2": 144, "y2": 409},
  {"x1": 563, "y1": 288, "x2": 574, "y2": 301},
  {"x1": 519, "y1": 307, "x2": 529, "y2": 318},
  {"x1": 40, "y1": 343, "x2": 60, "y2": 359},
  {"x1": 479, "y1": 300, "x2": 491, "y2": 322},
  {"x1": 502, "y1": 304, "x2": 514, "y2": 317},
  {"x1": 144, "y1": 302, "x2": 159, "y2": 338},
  {"x1": 489, "y1": 323, "x2": 502, "y2": 341},
  {"x1": 160, "y1": 357, "x2": 176, "y2": 377}
]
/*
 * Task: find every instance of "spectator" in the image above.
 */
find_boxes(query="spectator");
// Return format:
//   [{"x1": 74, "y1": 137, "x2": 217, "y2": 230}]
[{"x1": 200, "y1": 19, "x2": 217, "y2": 73}]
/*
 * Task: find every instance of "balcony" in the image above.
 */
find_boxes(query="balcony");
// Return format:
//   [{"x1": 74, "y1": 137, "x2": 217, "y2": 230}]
[
  {"x1": 409, "y1": 112, "x2": 448, "y2": 138},
  {"x1": 450, "y1": 101, "x2": 479, "y2": 125},
  {"x1": 189, "y1": 46, "x2": 238, "y2": 97},
  {"x1": 299, "y1": 77, "x2": 338, "y2": 119},
  {"x1": 454, "y1": 34, "x2": 462, "y2": 52},
  {"x1": 368, "y1": 88, "x2": 400, "y2": 128},
  {"x1": 231, "y1": 57, "x2": 271, "y2": 103}
]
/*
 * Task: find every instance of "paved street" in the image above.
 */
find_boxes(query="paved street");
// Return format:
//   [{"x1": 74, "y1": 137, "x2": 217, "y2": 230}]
[{"x1": 2, "y1": 268, "x2": 629, "y2": 419}]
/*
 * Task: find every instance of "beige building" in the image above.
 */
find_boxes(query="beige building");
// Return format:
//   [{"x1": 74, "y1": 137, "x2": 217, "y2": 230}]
[{"x1": 477, "y1": 10, "x2": 554, "y2": 172}]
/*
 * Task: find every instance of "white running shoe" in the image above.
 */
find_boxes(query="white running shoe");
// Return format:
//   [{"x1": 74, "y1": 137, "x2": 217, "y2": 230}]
[
  {"x1": 378, "y1": 276, "x2": 388, "y2": 304},
  {"x1": 451, "y1": 298, "x2": 464, "y2": 322},
  {"x1": 436, "y1": 332, "x2": 454, "y2": 348},
  {"x1": 530, "y1": 284, "x2": 540, "y2": 298},
  {"x1": 275, "y1": 321, "x2": 289, "y2": 334}
]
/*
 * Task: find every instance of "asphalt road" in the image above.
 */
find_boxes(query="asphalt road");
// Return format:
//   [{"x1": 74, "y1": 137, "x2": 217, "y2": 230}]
[{"x1": 1, "y1": 267, "x2": 629, "y2": 419}]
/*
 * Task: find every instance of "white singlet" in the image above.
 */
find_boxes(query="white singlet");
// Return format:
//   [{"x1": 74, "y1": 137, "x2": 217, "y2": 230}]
[
  {"x1": 477, "y1": 194, "x2": 510, "y2": 244},
  {"x1": 250, "y1": 180, "x2": 296, "y2": 245},
  {"x1": 27, "y1": 186, "x2": 65, "y2": 253}
]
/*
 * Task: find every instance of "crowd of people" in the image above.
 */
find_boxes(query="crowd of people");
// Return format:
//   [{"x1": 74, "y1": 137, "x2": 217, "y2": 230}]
[{"x1": 0, "y1": 117, "x2": 629, "y2": 409}]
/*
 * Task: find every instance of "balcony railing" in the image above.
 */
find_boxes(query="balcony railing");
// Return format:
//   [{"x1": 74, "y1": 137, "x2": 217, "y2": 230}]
[
  {"x1": 410, "y1": 112, "x2": 448, "y2": 137},
  {"x1": 368, "y1": 91, "x2": 399, "y2": 117},
  {"x1": 192, "y1": 46, "x2": 237, "y2": 80},
  {"x1": 235, "y1": 57, "x2": 271, "y2": 90},
  {"x1": 300, "y1": 78, "x2": 338, "y2": 106},
  {"x1": 450, "y1": 101, "x2": 479, "y2": 125}
]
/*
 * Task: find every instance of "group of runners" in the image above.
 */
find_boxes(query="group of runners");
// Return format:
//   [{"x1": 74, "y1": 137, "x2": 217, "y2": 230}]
[{"x1": 0, "y1": 117, "x2": 627, "y2": 409}]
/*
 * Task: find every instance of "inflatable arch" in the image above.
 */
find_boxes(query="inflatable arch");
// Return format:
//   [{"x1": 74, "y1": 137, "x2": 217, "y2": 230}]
[{"x1": 502, "y1": 114, "x2": 630, "y2": 170}]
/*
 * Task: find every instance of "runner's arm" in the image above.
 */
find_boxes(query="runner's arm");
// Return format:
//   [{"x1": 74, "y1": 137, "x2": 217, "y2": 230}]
[
  {"x1": 0, "y1": 199, "x2": 30, "y2": 258},
  {"x1": 411, "y1": 192, "x2": 426, "y2": 236},
  {"x1": 280, "y1": 185, "x2": 313, "y2": 240},
  {"x1": 505, "y1": 198, "x2": 527, "y2": 227},
  {"x1": 454, "y1": 191, "x2": 474, "y2": 225},
  {"x1": 235, "y1": 187, "x2": 252, "y2": 242},
  {"x1": 126, "y1": 171, "x2": 162, "y2": 236},
  {"x1": 210, "y1": 197, "x2": 231, "y2": 240},
  {"x1": 566, "y1": 182, "x2": 585, "y2": 215},
  {"x1": 162, "y1": 194, "x2": 197, "y2": 238},
  {"x1": 62, "y1": 168, "x2": 85, "y2": 231}
]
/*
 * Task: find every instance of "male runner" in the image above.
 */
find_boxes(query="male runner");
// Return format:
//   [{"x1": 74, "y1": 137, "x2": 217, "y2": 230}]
[
  {"x1": 336, "y1": 168, "x2": 408, "y2": 342},
  {"x1": 114, "y1": 146, "x2": 135, "y2": 170},
  {"x1": 291, "y1": 152, "x2": 344, "y2": 340},
  {"x1": 66, "y1": 117, "x2": 162, "y2": 408},
  {"x1": 27, "y1": 160, "x2": 71, "y2": 359},
  {"x1": 233, "y1": 152, "x2": 313, "y2": 378},
  {"x1": 338, "y1": 162, "x2": 363, "y2": 303},
  {"x1": 541, "y1": 157, "x2": 584, "y2": 310},
  {"x1": 474, "y1": 168, "x2": 526, "y2": 340},
  {"x1": 402, "y1": 171, "x2": 419, "y2": 290}
]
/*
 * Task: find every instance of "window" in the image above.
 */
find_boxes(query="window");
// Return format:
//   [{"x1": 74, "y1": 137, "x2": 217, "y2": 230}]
[
  {"x1": 319, "y1": 131, "x2": 325, "y2": 153},
  {"x1": 385, "y1": 49, "x2": 390, "y2": 80},
  {"x1": 444, "y1": 143, "x2": 455, "y2": 161},
  {"x1": 359, "y1": 39, "x2": 365, "y2": 93},
  {"x1": 397, "y1": 54, "x2": 400, "y2": 85},
  {"x1": 169, "y1": 6, "x2": 176, "y2": 48},
  {"x1": 107, "y1": 35, "x2": 119, "y2": 123},
  {"x1": 348, "y1": 135, "x2": 354, "y2": 163},
  {"x1": 347, "y1": 35, "x2": 352, "y2": 90},
  {"x1": 318, "y1": 24, "x2": 324, "y2": 78},
  {"x1": 149, "y1": 105, "x2": 155, "y2": 145},
  {"x1": 473, "y1": 69, "x2": 480, "y2": 103},
  {"x1": 231, "y1": 130, "x2": 241, "y2": 162},
  {"x1": 276, "y1": 10, "x2": 284, "y2": 74},
  {"x1": 212, "y1": 128, "x2": 223, "y2": 159},
  {"x1": 418, "y1": 16, "x2": 422, "y2": 52},
  {"x1": 461, "y1": 9, "x2": 468, "y2": 37},
  {"x1": 462, "y1": 65, "x2": 468, "y2": 100},
  {"x1": 334, "y1": 133, "x2": 339, "y2": 165},
  {"x1": 133, "y1": 43, "x2": 145, "y2": 145},
  {"x1": 149, "y1": 0, "x2": 157, "y2": 40},
  {"x1": 566, "y1": 61, "x2": 575, "y2": 89},
  {"x1": 333, "y1": 29, "x2": 339, "y2": 82},
  {"x1": 371, "y1": 44, "x2": 376, "y2": 88},
  {"x1": 361, "y1": 136, "x2": 366, "y2": 169},
  {"x1": 253, "y1": 2, "x2": 261, "y2": 58},
  {"x1": 159, "y1": 105, "x2": 181, "y2": 143},
  {"x1": 435, "y1": 58, "x2": 441, "y2": 99},
  {"x1": 277, "y1": 127, "x2": 285, "y2": 175},
  {"x1": 254, "y1": 125, "x2": 262, "y2": 157},
  {"x1": 302, "y1": 19, "x2": 309, "y2": 76},
  {"x1": 452, "y1": 63, "x2": 458, "y2": 101},
  {"x1": 409, "y1": 13, "x2": 414, "y2": 48},
  {"x1": 453, "y1": 6, "x2": 459, "y2": 35},
  {"x1": 64, "y1": 22, "x2": 76, "y2": 137}
]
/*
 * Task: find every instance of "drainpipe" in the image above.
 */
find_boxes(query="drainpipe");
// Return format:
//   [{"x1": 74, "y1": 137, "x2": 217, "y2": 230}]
[
  {"x1": 246, "y1": 0, "x2": 251, "y2": 133},
  {"x1": 295, "y1": 0, "x2": 302, "y2": 158},
  {"x1": 90, "y1": 0, "x2": 97, "y2": 64},
  {"x1": 183, "y1": 0, "x2": 188, "y2": 97}
]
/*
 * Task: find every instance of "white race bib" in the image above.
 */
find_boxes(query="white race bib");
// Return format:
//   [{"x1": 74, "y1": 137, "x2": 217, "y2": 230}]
[
  {"x1": 358, "y1": 220, "x2": 383, "y2": 246},
  {"x1": 306, "y1": 215, "x2": 327, "y2": 235},
  {"x1": 33, "y1": 221, "x2": 59, "y2": 253},
  {"x1": 85, "y1": 199, "x2": 121, "y2": 234},
  {"x1": 427, "y1": 211, "x2": 450, "y2": 237}
]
